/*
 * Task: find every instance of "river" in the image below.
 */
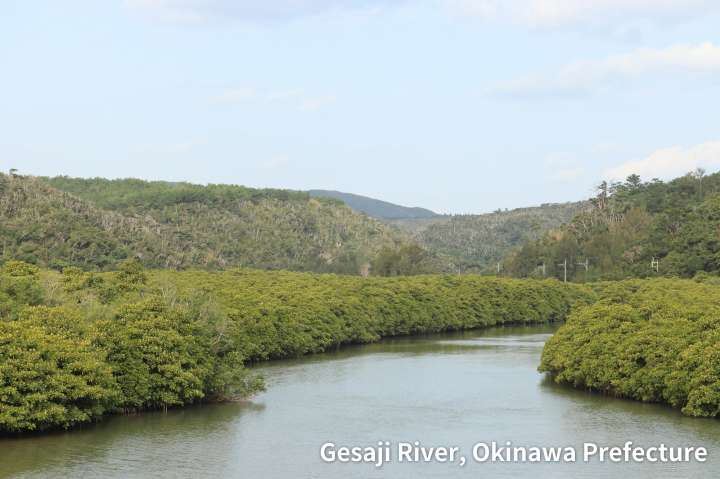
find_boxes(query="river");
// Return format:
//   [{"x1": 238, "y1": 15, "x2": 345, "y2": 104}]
[{"x1": 1, "y1": 324, "x2": 718, "y2": 478}]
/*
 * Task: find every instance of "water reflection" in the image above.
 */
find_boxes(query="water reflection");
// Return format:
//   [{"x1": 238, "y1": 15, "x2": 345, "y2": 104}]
[{"x1": 0, "y1": 402, "x2": 265, "y2": 478}]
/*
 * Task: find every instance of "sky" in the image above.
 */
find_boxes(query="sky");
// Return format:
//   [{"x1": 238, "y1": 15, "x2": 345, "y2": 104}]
[{"x1": 2, "y1": 1, "x2": 720, "y2": 213}]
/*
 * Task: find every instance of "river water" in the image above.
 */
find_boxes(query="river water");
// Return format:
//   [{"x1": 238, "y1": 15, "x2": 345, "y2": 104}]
[{"x1": 1, "y1": 324, "x2": 718, "y2": 478}]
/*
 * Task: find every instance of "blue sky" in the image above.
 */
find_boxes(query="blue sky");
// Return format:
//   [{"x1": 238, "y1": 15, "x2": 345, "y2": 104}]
[{"x1": 2, "y1": 1, "x2": 720, "y2": 213}]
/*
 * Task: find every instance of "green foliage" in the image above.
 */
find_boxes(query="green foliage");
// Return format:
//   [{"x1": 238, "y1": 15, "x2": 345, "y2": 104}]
[
  {"x1": 0, "y1": 261, "x2": 44, "y2": 319},
  {"x1": 156, "y1": 269, "x2": 592, "y2": 362},
  {"x1": 0, "y1": 307, "x2": 117, "y2": 432},
  {"x1": 94, "y1": 258, "x2": 148, "y2": 302},
  {"x1": 61, "y1": 266, "x2": 101, "y2": 292},
  {"x1": 507, "y1": 170, "x2": 720, "y2": 281},
  {"x1": 96, "y1": 297, "x2": 212, "y2": 410},
  {"x1": 540, "y1": 279, "x2": 720, "y2": 417},
  {"x1": 0, "y1": 262, "x2": 264, "y2": 434},
  {"x1": 371, "y1": 244, "x2": 444, "y2": 276},
  {"x1": 45, "y1": 176, "x2": 310, "y2": 210}
]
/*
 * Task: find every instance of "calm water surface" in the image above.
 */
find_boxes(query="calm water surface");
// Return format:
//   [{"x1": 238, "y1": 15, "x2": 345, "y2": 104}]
[{"x1": 1, "y1": 324, "x2": 718, "y2": 478}]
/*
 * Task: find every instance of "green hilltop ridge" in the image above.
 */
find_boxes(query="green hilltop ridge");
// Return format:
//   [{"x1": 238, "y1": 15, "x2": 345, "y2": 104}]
[
  {"x1": 505, "y1": 169, "x2": 720, "y2": 281},
  {"x1": 307, "y1": 189, "x2": 439, "y2": 220},
  {"x1": 4, "y1": 169, "x2": 720, "y2": 280},
  {"x1": 1, "y1": 174, "x2": 423, "y2": 274},
  {"x1": 389, "y1": 202, "x2": 587, "y2": 273}
]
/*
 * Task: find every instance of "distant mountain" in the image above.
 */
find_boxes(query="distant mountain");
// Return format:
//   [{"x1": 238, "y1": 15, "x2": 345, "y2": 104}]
[
  {"x1": 0, "y1": 174, "x2": 417, "y2": 274},
  {"x1": 308, "y1": 190, "x2": 439, "y2": 220}
]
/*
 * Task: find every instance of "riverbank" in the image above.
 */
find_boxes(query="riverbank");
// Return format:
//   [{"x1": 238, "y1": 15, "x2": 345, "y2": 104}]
[{"x1": 0, "y1": 262, "x2": 592, "y2": 434}]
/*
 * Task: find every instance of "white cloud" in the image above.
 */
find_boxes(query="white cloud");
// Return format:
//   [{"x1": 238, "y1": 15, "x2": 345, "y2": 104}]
[
  {"x1": 495, "y1": 42, "x2": 720, "y2": 97},
  {"x1": 449, "y1": 0, "x2": 715, "y2": 29},
  {"x1": 605, "y1": 141, "x2": 720, "y2": 181},
  {"x1": 124, "y1": 0, "x2": 403, "y2": 23}
]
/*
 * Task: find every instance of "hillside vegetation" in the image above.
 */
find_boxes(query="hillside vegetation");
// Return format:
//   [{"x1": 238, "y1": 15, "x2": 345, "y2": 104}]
[
  {"x1": 0, "y1": 261, "x2": 590, "y2": 433},
  {"x1": 1, "y1": 174, "x2": 420, "y2": 274},
  {"x1": 540, "y1": 277, "x2": 720, "y2": 417},
  {"x1": 505, "y1": 170, "x2": 720, "y2": 281},
  {"x1": 0, "y1": 174, "x2": 179, "y2": 270},
  {"x1": 391, "y1": 202, "x2": 586, "y2": 272},
  {"x1": 0, "y1": 173, "x2": 595, "y2": 276}
]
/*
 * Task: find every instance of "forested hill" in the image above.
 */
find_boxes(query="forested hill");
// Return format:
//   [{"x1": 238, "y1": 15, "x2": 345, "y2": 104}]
[
  {"x1": 389, "y1": 202, "x2": 587, "y2": 272},
  {"x1": 505, "y1": 169, "x2": 720, "y2": 281},
  {"x1": 308, "y1": 190, "x2": 439, "y2": 220},
  {"x1": 0, "y1": 174, "x2": 418, "y2": 273}
]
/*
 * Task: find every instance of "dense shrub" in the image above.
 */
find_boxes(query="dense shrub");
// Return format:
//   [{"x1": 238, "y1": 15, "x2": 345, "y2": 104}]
[
  {"x1": 0, "y1": 262, "x2": 590, "y2": 433},
  {"x1": 0, "y1": 263, "x2": 266, "y2": 433},
  {"x1": 0, "y1": 261, "x2": 44, "y2": 319},
  {"x1": 157, "y1": 270, "x2": 593, "y2": 362},
  {"x1": 96, "y1": 298, "x2": 211, "y2": 410},
  {"x1": 540, "y1": 279, "x2": 720, "y2": 417},
  {"x1": 0, "y1": 307, "x2": 117, "y2": 432}
]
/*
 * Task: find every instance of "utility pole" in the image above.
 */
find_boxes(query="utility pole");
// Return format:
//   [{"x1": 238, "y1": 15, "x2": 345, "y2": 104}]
[
  {"x1": 577, "y1": 258, "x2": 589, "y2": 272},
  {"x1": 557, "y1": 258, "x2": 568, "y2": 283},
  {"x1": 651, "y1": 257, "x2": 660, "y2": 273}
]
